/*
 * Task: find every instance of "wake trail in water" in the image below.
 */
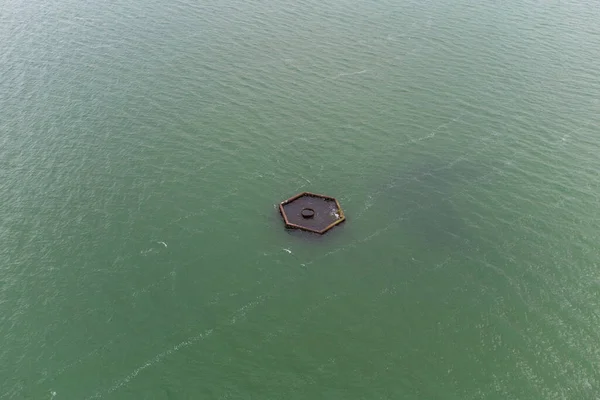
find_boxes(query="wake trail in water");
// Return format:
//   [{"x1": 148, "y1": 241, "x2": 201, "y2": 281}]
[
  {"x1": 85, "y1": 289, "x2": 281, "y2": 398},
  {"x1": 85, "y1": 330, "x2": 213, "y2": 399}
]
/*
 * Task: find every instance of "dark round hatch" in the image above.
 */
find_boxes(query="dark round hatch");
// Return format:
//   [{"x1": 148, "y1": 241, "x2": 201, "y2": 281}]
[{"x1": 301, "y1": 208, "x2": 315, "y2": 219}]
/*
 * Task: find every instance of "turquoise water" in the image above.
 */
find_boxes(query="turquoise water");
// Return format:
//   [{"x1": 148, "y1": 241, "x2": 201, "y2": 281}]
[{"x1": 1, "y1": 0, "x2": 600, "y2": 398}]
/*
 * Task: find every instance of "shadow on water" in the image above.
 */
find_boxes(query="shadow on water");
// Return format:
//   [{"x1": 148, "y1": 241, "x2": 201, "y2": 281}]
[{"x1": 371, "y1": 159, "x2": 488, "y2": 257}]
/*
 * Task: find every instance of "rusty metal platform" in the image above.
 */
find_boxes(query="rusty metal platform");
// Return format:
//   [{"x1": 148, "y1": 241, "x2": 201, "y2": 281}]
[{"x1": 279, "y1": 192, "x2": 345, "y2": 234}]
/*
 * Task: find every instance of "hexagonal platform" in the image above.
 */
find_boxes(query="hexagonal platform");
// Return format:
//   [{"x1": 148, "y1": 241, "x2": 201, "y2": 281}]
[{"x1": 279, "y1": 192, "x2": 345, "y2": 234}]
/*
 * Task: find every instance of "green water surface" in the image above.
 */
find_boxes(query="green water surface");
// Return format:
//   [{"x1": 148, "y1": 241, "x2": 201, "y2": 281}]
[{"x1": 1, "y1": 0, "x2": 599, "y2": 398}]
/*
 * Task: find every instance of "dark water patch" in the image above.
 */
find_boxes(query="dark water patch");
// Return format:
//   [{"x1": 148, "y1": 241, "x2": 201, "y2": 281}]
[{"x1": 364, "y1": 158, "x2": 499, "y2": 258}]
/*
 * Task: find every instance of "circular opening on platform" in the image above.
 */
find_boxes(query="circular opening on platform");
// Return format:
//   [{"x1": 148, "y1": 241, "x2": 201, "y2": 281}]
[{"x1": 301, "y1": 208, "x2": 315, "y2": 219}]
